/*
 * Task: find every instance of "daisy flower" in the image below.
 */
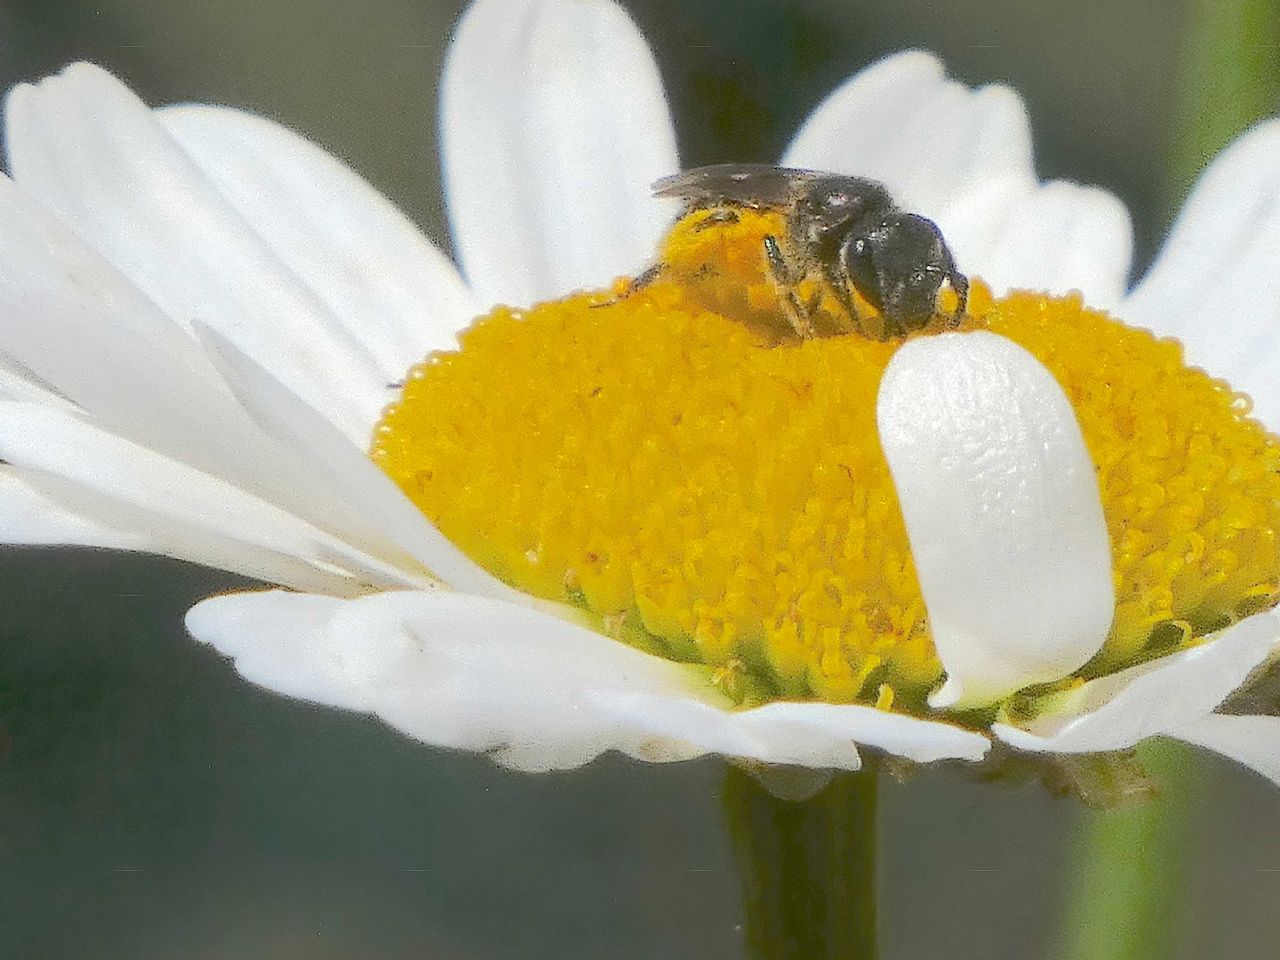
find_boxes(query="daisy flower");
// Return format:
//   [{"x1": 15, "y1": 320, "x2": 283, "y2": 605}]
[{"x1": 3, "y1": 0, "x2": 1280, "y2": 790}]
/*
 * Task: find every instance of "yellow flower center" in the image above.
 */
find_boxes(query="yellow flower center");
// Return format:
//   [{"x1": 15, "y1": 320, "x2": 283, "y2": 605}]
[{"x1": 372, "y1": 223, "x2": 1280, "y2": 709}]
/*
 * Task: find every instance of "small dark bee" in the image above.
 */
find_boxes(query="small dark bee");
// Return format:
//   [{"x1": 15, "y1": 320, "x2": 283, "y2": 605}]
[{"x1": 650, "y1": 163, "x2": 969, "y2": 341}]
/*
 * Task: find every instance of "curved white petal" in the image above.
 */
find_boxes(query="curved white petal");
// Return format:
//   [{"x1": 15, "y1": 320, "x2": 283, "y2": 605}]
[
  {"x1": 969, "y1": 180, "x2": 1132, "y2": 310},
  {"x1": 0, "y1": 170, "x2": 224, "y2": 421},
  {"x1": 1168, "y1": 713, "x2": 1280, "y2": 787},
  {"x1": 594, "y1": 693, "x2": 989, "y2": 768},
  {"x1": 737, "y1": 701, "x2": 988, "y2": 764},
  {"x1": 1123, "y1": 119, "x2": 1280, "y2": 430},
  {"x1": 159, "y1": 104, "x2": 479, "y2": 371},
  {"x1": 0, "y1": 402, "x2": 423, "y2": 595},
  {"x1": 186, "y1": 591, "x2": 372, "y2": 710},
  {"x1": 877, "y1": 331, "x2": 1114, "y2": 708},
  {"x1": 782, "y1": 51, "x2": 1132, "y2": 307},
  {"x1": 0, "y1": 353, "x2": 70, "y2": 408},
  {"x1": 783, "y1": 51, "x2": 1034, "y2": 216},
  {"x1": 441, "y1": 0, "x2": 680, "y2": 307},
  {"x1": 0, "y1": 171, "x2": 421, "y2": 567},
  {"x1": 993, "y1": 611, "x2": 1280, "y2": 754},
  {"x1": 196, "y1": 324, "x2": 519, "y2": 601},
  {"x1": 188, "y1": 589, "x2": 722, "y2": 772},
  {"x1": 4, "y1": 62, "x2": 386, "y2": 444},
  {"x1": 188, "y1": 589, "x2": 988, "y2": 772},
  {"x1": 0, "y1": 468, "x2": 142, "y2": 548}
]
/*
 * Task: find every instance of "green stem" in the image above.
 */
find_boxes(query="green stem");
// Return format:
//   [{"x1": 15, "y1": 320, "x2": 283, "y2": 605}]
[
  {"x1": 1167, "y1": 0, "x2": 1280, "y2": 210},
  {"x1": 721, "y1": 763, "x2": 878, "y2": 960},
  {"x1": 1054, "y1": 740, "x2": 1198, "y2": 960}
]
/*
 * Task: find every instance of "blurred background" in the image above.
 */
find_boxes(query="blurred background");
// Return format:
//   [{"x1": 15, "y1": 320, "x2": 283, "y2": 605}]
[{"x1": 1, "y1": 1, "x2": 1279, "y2": 957}]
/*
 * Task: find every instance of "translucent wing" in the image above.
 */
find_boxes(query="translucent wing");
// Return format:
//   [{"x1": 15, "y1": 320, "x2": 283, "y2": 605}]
[{"x1": 652, "y1": 163, "x2": 824, "y2": 209}]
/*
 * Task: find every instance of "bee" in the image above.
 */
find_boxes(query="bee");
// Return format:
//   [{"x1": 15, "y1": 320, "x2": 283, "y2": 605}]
[{"x1": 647, "y1": 163, "x2": 969, "y2": 341}]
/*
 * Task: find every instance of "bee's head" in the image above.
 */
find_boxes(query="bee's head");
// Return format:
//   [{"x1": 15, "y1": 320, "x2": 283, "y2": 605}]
[{"x1": 840, "y1": 212, "x2": 968, "y2": 338}]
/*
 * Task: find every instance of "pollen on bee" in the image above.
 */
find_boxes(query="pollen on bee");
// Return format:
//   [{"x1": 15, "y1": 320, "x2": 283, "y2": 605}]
[
  {"x1": 372, "y1": 274, "x2": 1280, "y2": 710},
  {"x1": 935, "y1": 280, "x2": 962, "y2": 318},
  {"x1": 656, "y1": 206, "x2": 795, "y2": 333}
]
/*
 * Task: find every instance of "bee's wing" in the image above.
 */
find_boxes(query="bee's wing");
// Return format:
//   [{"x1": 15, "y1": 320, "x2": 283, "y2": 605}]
[{"x1": 652, "y1": 163, "x2": 821, "y2": 209}]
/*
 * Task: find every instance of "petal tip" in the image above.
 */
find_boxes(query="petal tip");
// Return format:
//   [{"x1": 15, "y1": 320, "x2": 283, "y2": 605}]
[{"x1": 879, "y1": 331, "x2": 1113, "y2": 705}]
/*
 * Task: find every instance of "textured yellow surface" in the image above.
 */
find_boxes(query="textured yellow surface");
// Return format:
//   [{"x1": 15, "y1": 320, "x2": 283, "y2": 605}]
[{"x1": 373, "y1": 277, "x2": 1280, "y2": 707}]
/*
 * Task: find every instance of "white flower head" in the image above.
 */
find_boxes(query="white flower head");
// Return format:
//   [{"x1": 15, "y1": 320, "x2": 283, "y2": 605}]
[{"x1": 4, "y1": 0, "x2": 1280, "y2": 791}]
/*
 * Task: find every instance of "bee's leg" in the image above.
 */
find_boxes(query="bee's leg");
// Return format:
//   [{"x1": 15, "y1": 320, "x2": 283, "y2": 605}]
[
  {"x1": 590, "y1": 262, "x2": 665, "y2": 308},
  {"x1": 881, "y1": 309, "x2": 907, "y2": 339},
  {"x1": 803, "y1": 289, "x2": 825, "y2": 318},
  {"x1": 818, "y1": 263, "x2": 863, "y2": 336},
  {"x1": 630, "y1": 262, "x2": 665, "y2": 291},
  {"x1": 763, "y1": 235, "x2": 816, "y2": 339}
]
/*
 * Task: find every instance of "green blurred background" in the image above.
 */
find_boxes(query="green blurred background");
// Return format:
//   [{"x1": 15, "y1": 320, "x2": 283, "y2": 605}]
[{"x1": 1, "y1": 1, "x2": 1279, "y2": 957}]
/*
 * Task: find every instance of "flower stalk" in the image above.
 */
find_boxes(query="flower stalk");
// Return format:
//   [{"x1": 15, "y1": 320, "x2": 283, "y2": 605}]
[
  {"x1": 722, "y1": 764, "x2": 879, "y2": 960},
  {"x1": 1054, "y1": 741, "x2": 1197, "y2": 960}
]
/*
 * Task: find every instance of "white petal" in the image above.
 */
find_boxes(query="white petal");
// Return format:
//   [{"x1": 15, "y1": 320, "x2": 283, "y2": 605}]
[
  {"x1": 441, "y1": 0, "x2": 680, "y2": 307},
  {"x1": 1167, "y1": 713, "x2": 1280, "y2": 787},
  {"x1": 187, "y1": 589, "x2": 721, "y2": 772},
  {"x1": 0, "y1": 468, "x2": 141, "y2": 548},
  {"x1": 0, "y1": 402, "x2": 423, "y2": 594},
  {"x1": 593, "y1": 694, "x2": 989, "y2": 768},
  {"x1": 0, "y1": 172, "x2": 416, "y2": 565},
  {"x1": 583, "y1": 693, "x2": 801, "y2": 766},
  {"x1": 189, "y1": 588, "x2": 987, "y2": 772},
  {"x1": 877, "y1": 331, "x2": 1114, "y2": 708},
  {"x1": 5, "y1": 62, "x2": 386, "y2": 443},
  {"x1": 968, "y1": 180, "x2": 1133, "y2": 311},
  {"x1": 185, "y1": 591, "x2": 369, "y2": 711},
  {"x1": 783, "y1": 51, "x2": 1034, "y2": 216},
  {"x1": 994, "y1": 611, "x2": 1280, "y2": 753},
  {"x1": 782, "y1": 51, "x2": 1132, "y2": 307},
  {"x1": 0, "y1": 170, "x2": 226, "y2": 421},
  {"x1": 738, "y1": 701, "x2": 989, "y2": 764},
  {"x1": 159, "y1": 104, "x2": 479, "y2": 371},
  {"x1": 1122, "y1": 119, "x2": 1280, "y2": 429},
  {"x1": 0, "y1": 353, "x2": 70, "y2": 408},
  {"x1": 196, "y1": 324, "x2": 519, "y2": 601}
]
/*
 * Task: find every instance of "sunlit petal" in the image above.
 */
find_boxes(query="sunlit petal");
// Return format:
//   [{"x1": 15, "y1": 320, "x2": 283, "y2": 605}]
[
  {"x1": 993, "y1": 612, "x2": 1280, "y2": 753},
  {"x1": 878, "y1": 331, "x2": 1114, "y2": 708},
  {"x1": 5, "y1": 62, "x2": 386, "y2": 443},
  {"x1": 1168, "y1": 713, "x2": 1280, "y2": 787},
  {"x1": 441, "y1": 0, "x2": 679, "y2": 307},
  {"x1": 160, "y1": 104, "x2": 479, "y2": 370},
  {"x1": 783, "y1": 51, "x2": 1132, "y2": 306},
  {"x1": 197, "y1": 324, "x2": 519, "y2": 600},
  {"x1": 1123, "y1": 120, "x2": 1280, "y2": 432},
  {"x1": 0, "y1": 403, "x2": 420, "y2": 593}
]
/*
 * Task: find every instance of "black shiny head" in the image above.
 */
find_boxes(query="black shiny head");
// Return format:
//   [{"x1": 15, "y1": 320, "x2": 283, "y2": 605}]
[{"x1": 839, "y1": 212, "x2": 968, "y2": 338}]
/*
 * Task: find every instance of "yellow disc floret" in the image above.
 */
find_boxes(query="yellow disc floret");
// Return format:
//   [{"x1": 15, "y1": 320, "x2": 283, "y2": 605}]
[
  {"x1": 974, "y1": 284, "x2": 1280, "y2": 671},
  {"x1": 372, "y1": 277, "x2": 1280, "y2": 708}
]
